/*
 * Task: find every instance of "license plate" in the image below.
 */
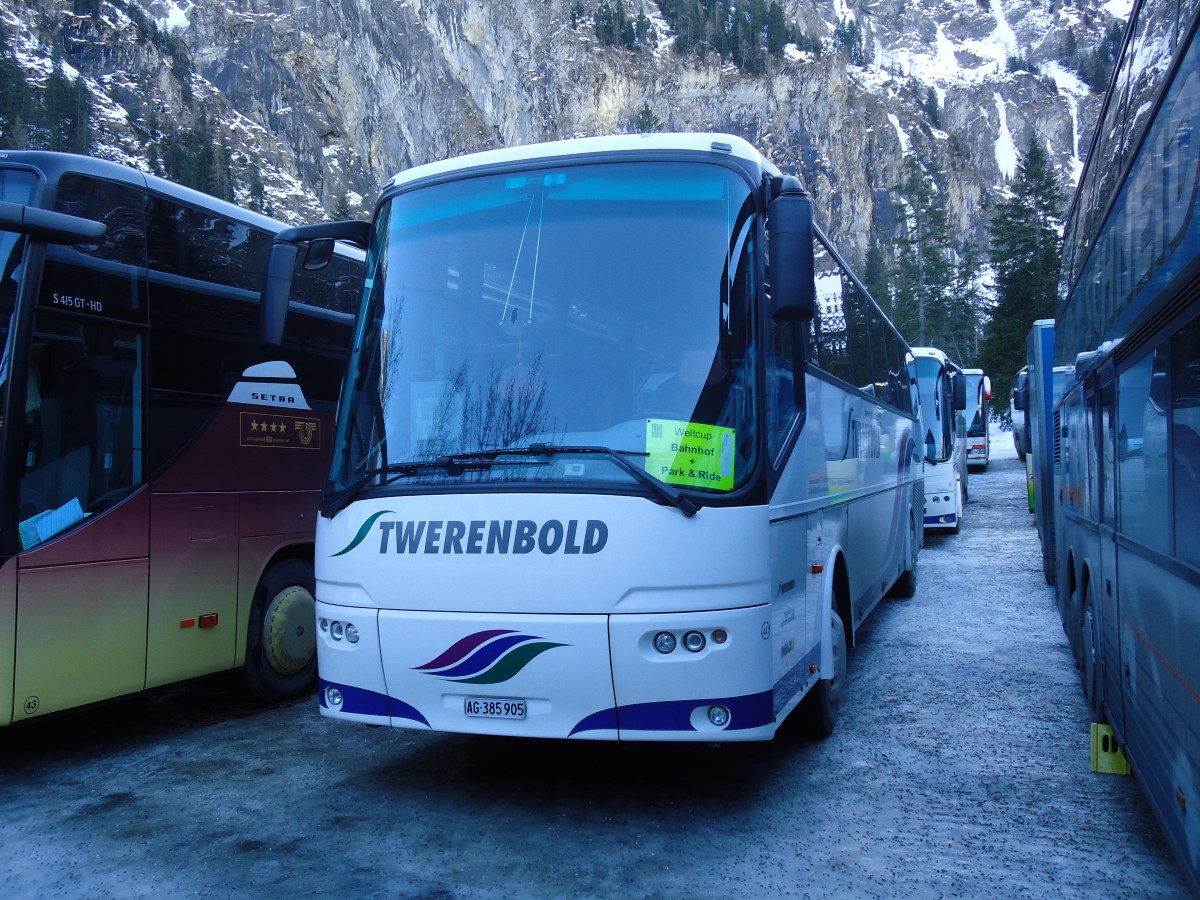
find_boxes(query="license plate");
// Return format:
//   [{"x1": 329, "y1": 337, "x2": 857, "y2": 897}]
[{"x1": 464, "y1": 697, "x2": 527, "y2": 719}]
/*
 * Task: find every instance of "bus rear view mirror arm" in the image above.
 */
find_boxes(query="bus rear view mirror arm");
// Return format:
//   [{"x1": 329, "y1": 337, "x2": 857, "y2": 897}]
[
  {"x1": 260, "y1": 220, "x2": 370, "y2": 345},
  {"x1": 0, "y1": 200, "x2": 106, "y2": 244}
]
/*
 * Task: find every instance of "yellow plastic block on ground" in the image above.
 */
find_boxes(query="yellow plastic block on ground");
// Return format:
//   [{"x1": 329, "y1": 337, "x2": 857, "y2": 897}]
[{"x1": 1091, "y1": 723, "x2": 1131, "y2": 775}]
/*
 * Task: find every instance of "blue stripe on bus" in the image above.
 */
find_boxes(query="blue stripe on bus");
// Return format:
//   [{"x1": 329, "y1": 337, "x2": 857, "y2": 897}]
[
  {"x1": 318, "y1": 678, "x2": 431, "y2": 727},
  {"x1": 569, "y1": 691, "x2": 773, "y2": 736}
]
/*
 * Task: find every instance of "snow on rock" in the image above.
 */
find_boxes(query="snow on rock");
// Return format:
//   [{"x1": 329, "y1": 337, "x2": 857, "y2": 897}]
[{"x1": 994, "y1": 92, "x2": 1018, "y2": 180}]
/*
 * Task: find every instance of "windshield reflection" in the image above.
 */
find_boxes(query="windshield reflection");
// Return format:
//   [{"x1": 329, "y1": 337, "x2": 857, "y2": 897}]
[{"x1": 331, "y1": 160, "x2": 760, "y2": 501}]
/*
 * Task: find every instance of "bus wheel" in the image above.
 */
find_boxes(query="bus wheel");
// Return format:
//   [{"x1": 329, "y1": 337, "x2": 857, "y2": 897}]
[
  {"x1": 793, "y1": 605, "x2": 847, "y2": 739},
  {"x1": 241, "y1": 558, "x2": 318, "y2": 703},
  {"x1": 888, "y1": 517, "x2": 918, "y2": 599}
]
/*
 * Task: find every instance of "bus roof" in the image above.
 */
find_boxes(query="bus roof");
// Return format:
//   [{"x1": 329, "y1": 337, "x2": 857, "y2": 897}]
[
  {"x1": 0, "y1": 149, "x2": 290, "y2": 235},
  {"x1": 384, "y1": 133, "x2": 778, "y2": 192}
]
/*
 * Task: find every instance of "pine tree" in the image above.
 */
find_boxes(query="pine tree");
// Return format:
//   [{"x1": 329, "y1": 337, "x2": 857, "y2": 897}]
[
  {"x1": 0, "y1": 26, "x2": 33, "y2": 148},
  {"x1": 41, "y1": 53, "x2": 91, "y2": 153},
  {"x1": 765, "y1": 1, "x2": 790, "y2": 56},
  {"x1": 982, "y1": 135, "x2": 1064, "y2": 400},
  {"x1": 633, "y1": 102, "x2": 662, "y2": 133},
  {"x1": 862, "y1": 240, "x2": 889, "y2": 309},
  {"x1": 891, "y1": 156, "x2": 955, "y2": 351}
]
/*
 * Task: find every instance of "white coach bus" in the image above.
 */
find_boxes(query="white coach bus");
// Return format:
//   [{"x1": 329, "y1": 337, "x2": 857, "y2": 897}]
[
  {"x1": 962, "y1": 367, "x2": 991, "y2": 469},
  {"x1": 911, "y1": 347, "x2": 968, "y2": 531},
  {"x1": 263, "y1": 134, "x2": 922, "y2": 741}
]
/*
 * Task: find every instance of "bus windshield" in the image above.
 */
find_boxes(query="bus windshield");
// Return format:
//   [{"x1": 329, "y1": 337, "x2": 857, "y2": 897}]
[
  {"x1": 330, "y1": 160, "x2": 760, "y2": 501},
  {"x1": 965, "y1": 372, "x2": 988, "y2": 437},
  {"x1": 914, "y1": 355, "x2": 950, "y2": 461}
]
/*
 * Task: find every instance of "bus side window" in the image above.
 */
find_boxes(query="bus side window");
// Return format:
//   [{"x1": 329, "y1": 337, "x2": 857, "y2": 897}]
[
  {"x1": 1117, "y1": 351, "x2": 1170, "y2": 554},
  {"x1": 1172, "y1": 319, "x2": 1200, "y2": 566},
  {"x1": 19, "y1": 320, "x2": 143, "y2": 548}
]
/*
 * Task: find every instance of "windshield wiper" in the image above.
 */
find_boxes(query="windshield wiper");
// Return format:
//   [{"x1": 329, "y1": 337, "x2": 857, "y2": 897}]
[
  {"x1": 522, "y1": 442, "x2": 699, "y2": 517},
  {"x1": 322, "y1": 444, "x2": 699, "y2": 518},
  {"x1": 322, "y1": 451, "x2": 557, "y2": 516}
]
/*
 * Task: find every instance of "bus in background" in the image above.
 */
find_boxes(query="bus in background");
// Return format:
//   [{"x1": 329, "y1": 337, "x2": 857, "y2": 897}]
[
  {"x1": 0, "y1": 151, "x2": 360, "y2": 725},
  {"x1": 1010, "y1": 365, "x2": 1028, "y2": 462},
  {"x1": 266, "y1": 133, "x2": 922, "y2": 742},
  {"x1": 1025, "y1": 319, "x2": 1057, "y2": 583},
  {"x1": 962, "y1": 368, "x2": 991, "y2": 469},
  {"x1": 1052, "y1": 0, "x2": 1199, "y2": 889},
  {"x1": 911, "y1": 347, "x2": 967, "y2": 532}
]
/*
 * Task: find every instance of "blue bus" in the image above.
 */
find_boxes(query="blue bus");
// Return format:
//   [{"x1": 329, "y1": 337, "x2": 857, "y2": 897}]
[{"x1": 1052, "y1": 0, "x2": 1200, "y2": 889}]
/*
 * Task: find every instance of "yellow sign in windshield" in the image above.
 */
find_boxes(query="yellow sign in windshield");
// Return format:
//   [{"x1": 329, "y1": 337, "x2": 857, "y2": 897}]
[{"x1": 645, "y1": 419, "x2": 735, "y2": 491}]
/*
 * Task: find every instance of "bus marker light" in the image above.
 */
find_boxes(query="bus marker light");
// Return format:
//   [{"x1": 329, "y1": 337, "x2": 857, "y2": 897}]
[
  {"x1": 179, "y1": 618, "x2": 195, "y2": 629},
  {"x1": 810, "y1": 563, "x2": 824, "y2": 574},
  {"x1": 319, "y1": 618, "x2": 330, "y2": 632},
  {"x1": 198, "y1": 613, "x2": 218, "y2": 629},
  {"x1": 712, "y1": 629, "x2": 728, "y2": 644},
  {"x1": 325, "y1": 687, "x2": 344, "y2": 709},
  {"x1": 707, "y1": 706, "x2": 730, "y2": 727},
  {"x1": 683, "y1": 631, "x2": 706, "y2": 652},
  {"x1": 653, "y1": 632, "x2": 676, "y2": 654}
]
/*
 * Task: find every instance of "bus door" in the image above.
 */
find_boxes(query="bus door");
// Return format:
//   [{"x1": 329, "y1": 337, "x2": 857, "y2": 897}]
[
  {"x1": 1095, "y1": 364, "x2": 1119, "y2": 726},
  {"x1": 13, "y1": 314, "x2": 149, "y2": 721},
  {"x1": 9, "y1": 174, "x2": 152, "y2": 721},
  {"x1": 1085, "y1": 362, "x2": 1116, "y2": 722}
]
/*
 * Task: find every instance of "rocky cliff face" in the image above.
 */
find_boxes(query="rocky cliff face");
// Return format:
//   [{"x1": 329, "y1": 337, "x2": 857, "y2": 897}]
[{"x1": 2, "y1": 0, "x2": 1124, "y2": 265}]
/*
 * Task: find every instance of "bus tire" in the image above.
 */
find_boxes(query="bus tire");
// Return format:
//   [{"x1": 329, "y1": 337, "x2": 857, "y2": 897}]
[
  {"x1": 793, "y1": 605, "x2": 847, "y2": 739},
  {"x1": 241, "y1": 557, "x2": 318, "y2": 704}
]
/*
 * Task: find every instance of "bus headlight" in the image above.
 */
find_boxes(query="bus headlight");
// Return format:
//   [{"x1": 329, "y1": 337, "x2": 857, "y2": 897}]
[
  {"x1": 325, "y1": 686, "x2": 344, "y2": 709},
  {"x1": 330, "y1": 621, "x2": 345, "y2": 640},
  {"x1": 653, "y1": 632, "x2": 676, "y2": 654},
  {"x1": 345, "y1": 623, "x2": 360, "y2": 644},
  {"x1": 708, "y1": 705, "x2": 730, "y2": 727},
  {"x1": 683, "y1": 630, "x2": 706, "y2": 652}
]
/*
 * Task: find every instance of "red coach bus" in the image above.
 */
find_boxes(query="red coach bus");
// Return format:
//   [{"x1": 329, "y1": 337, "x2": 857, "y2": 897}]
[{"x1": 0, "y1": 151, "x2": 360, "y2": 723}]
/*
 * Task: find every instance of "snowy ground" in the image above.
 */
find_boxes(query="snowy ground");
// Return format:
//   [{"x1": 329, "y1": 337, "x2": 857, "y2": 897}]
[{"x1": 0, "y1": 427, "x2": 1191, "y2": 898}]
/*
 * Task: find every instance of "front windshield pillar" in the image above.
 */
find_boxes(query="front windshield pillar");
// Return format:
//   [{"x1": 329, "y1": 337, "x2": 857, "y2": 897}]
[{"x1": 0, "y1": 232, "x2": 36, "y2": 559}]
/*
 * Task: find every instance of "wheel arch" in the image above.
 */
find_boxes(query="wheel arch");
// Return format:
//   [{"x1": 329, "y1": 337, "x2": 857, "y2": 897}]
[{"x1": 235, "y1": 536, "x2": 316, "y2": 669}]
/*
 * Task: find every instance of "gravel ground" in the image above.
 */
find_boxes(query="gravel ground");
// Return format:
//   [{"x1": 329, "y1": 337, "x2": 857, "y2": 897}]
[{"x1": 0, "y1": 429, "x2": 1192, "y2": 898}]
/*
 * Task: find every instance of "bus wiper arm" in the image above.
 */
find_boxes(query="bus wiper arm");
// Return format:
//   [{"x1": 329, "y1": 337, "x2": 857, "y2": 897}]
[
  {"x1": 322, "y1": 461, "x2": 436, "y2": 516},
  {"x1": 524, "y1": 442, "x2": 699, "y2": 517},
  {"x1": 321, "y1": 454, "x2": 547, "y2": 517}
]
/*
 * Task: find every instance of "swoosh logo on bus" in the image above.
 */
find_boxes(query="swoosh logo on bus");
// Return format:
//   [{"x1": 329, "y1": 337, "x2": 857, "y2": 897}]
[
  {"x1": 414, "y1": 630, "x2": 567, "y2": 684},
  {"x1": 331, "y1": 510, "x2": 396, "y2": 556}
]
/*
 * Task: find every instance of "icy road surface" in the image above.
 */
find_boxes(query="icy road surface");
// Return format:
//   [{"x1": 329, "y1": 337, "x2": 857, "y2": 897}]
[{"x1": 0, "y1": 429, "x2": 1191, "y2": 898}]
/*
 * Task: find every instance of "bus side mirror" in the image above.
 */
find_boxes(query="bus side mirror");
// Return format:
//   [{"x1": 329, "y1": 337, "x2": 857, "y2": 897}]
[
  {"x1": 304, "y1": 237, "x2": 335, "y2": 270},
  {"x1": 262, "y1": 241, "x2": 299, "y2": 346},
  {"x1": 952, "y1": 371, "x2": 967, "y2": 411},
  {"x1": 1013, "y1": 385, "x2": 1027, "y2": 412},
  {"x1": 767, "y1": 187, "x2": 815, "y2": 322},
  {"x1": 260, "y1": 220, "x2": 370, "y2": 346}
]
